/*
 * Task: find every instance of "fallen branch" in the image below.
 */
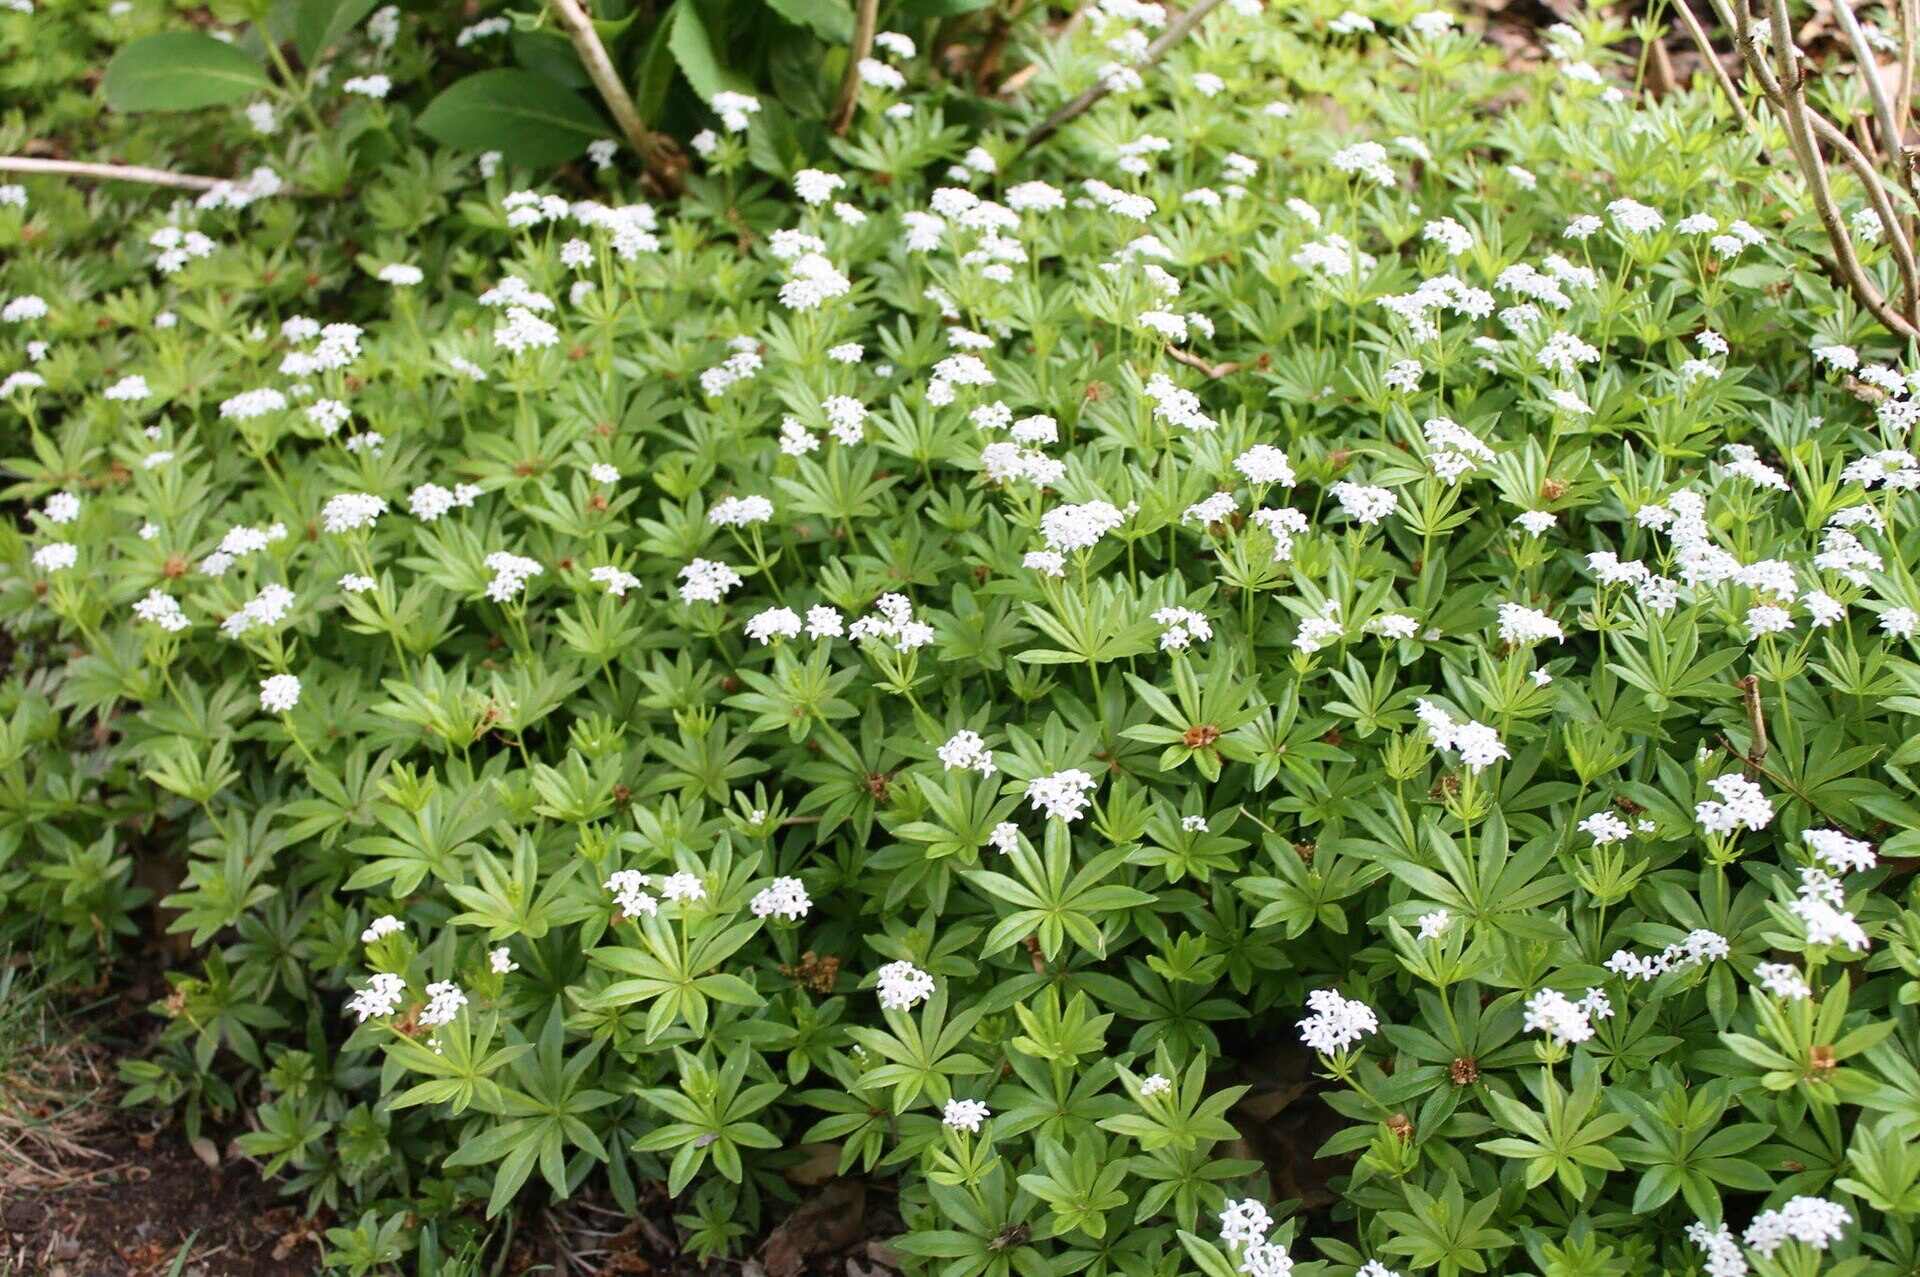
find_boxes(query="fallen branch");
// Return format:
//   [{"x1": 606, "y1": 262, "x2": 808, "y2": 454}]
[
  {"x1": 547, "y1": 0, "x2": 683, "y2": 187},
  {"x1": 831, "y1": 0, "x2": 881, "y2": 135},
  {"x1": 1165, "y1": 344, "x2": 1242, "y2": 378},
  {"x1": 1022, "y1": 0, "x2": 1229, "y2": 150},
  {"x1": 0, "y1": 156, "x2": 224, "y2": 192}
]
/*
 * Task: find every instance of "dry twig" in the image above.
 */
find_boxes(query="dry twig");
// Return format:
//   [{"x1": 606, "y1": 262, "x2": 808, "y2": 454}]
[
  {"x1": 1023, "y1": 0, "x2": 1230, "y2": 150},
  {"x1": 1684, "y1": 0, "x2": 1920, "y2": 339},
  {"x1": 0, "y1": 156, "x2": 225, "y2": 192},
  {"x1": 1165, "y1": 344, "x2": 1243, "y2": 378},
  {"x1": 832, "y1": 0, "x2": 881, "y2": 135},
  {"x1": 547, "y1": 0, "x2": 683, "y2": 187}
]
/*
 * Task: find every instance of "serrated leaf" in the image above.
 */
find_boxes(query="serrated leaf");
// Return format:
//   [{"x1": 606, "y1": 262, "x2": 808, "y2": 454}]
[{"x1": 764, "y1": 0, "x2": 853, "y2": 42}]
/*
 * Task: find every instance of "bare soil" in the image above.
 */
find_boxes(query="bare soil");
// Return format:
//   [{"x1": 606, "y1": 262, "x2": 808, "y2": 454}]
[{"x1": 1, "y1": 1118, "x2": 312, "y2": 1276}]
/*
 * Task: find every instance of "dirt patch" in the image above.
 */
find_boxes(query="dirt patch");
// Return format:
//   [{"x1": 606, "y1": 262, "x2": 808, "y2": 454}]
[{"x1": 1, "y1": 1118, "x2": 314, "y2": 1277}]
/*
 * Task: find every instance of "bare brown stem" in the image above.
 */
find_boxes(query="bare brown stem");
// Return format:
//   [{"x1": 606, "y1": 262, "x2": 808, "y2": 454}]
[
  {"x1": 1833, "y1": 0, "x2": 1902, "y2": 164},
  {"x1": 1737, "y1": 675, "x2": 1770, "y2": 769},
  {"x1": 1671, "y1": 0, "x2": 1757, "y2": 132},
  {"x1": 1901, "y1": 0, "x2": 1917, "y2": 142},
  {"x1": 1694, "y1": 0, "x2": 1920, "y2": 338},
  {"x1": 1165, "y1": 345, "x2": 1242, "y2": 378},
  {"x1": 1765, "y1": 0, "x2": 1920, "y2": 337},
  {"x1": 547, "y1": 0, "x2": 682, "y2": 184},
  {"x1": 831, "y1": 0, "x2": 880, "y2": 135}
]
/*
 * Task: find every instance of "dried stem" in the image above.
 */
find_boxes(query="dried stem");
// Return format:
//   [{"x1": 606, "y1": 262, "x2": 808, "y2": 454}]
[
  {"x1": 1761, "y1": 0, "x2": 1899, "y2": 325},
  {"x1": 1165, "y1": 344, "x2": 1242, "y2": 378},
  {"x1": 1832, "y1": 0, "x2": 1902, "y2": 163},
  {"x1": 1670, "y1": 0, "x2": 1756, "y2": 131},
  {"x1": 0, "y1": 156, "x2": 224, "y2": 192},
  {"x1": 831, "y1": 0, "x2": 880, "y2": 135},
  {"x1": 1697, "y1": 0, "x2": 1920, "y2": 338},
  {"x1": 1811, "y1": 112, "x2": 1920, "y2": 319},
  {"x1": 1023, "y1": 0, "x2": 1229, "y2": 150},
  {"x1": 1738, "y1": 675, "x2": 1770, "y2": 769},
  {"x1": 1901, "y1": 0, "x2": 1918, "y2": 146},
  {"x1": 547, "y1": 0, "x2": 681, "y2": 184}
]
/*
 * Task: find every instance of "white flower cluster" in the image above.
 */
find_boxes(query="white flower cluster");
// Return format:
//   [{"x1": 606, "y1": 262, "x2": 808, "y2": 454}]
[
  {"x1": 1025, "y1": 768, "x2": 1099, "y2": 822},
  {"x1": 1790, "y1": 867, "x2": 1869, "y2": 953},
  {"x1": 942, "y1": 1098, "x2": 990, "y2": 1132},
  {"x1": 1743, "y1": 1196, "x2": 1851, "y2": 1257},
  {"x1": 751, "y1": 876, "x2": 812, "y2": 920},
  {"x1": 1143, "y1": 372, "x2": 1217, "y2": 432},
  {"x1": 409, "y1": 481, "x2": 482, "y2": 522},
  {"x1": 1414, "y1": 699, "x2": 1508, "y2": 772},
  {"x1": 1495, "y1": 602, "x2": 1564, "y2": 646},
  {"x1": 710, "y1": 495, "x2": 774, "y2": 527},
  {"x1": 222, "y1": 584, "x2": 294, "y2": 638},
  {"x1": 1328, "y1": 481, "x2": 1397, "y2": 526},
  {"x1": 346, "y1": 972, "x2": 407, "y2": 1022},
  {"x1": 848, "y1": 593, "x2": 935, "y2": 651},
  {"x1": 420, "y1": 981, "x2": 467, "y2": 1028},
  {"x1": 483, "y1": 552, "x2": 542, "y2": 602},
  {"x1": 1153, "y1": 607, "x2": 1212, "y2": 650},
  {"x1": 1251, "y1": 508, "x2": 1310, "y2": 562},
  {"x1": 1603, "y1": 928, "x2": 1728, "y2": 982},
  {"x1": 677, "y1": 559, "x2": 743, "y2": 604},
  {"x1": 745, "y1": 607, "x2": 801, "y2": 645},
  {"x1": 605, "y1": 869, "x2": 658, "y2": 919},
  {"x1": 937, "y1": 730, "x2": 995, "y2": 776},
  {"x1": 875, "y1": 960, "x2": 935, "y2": 1010},
  {"x1": 1421, "y1": 416, "x2": 1495, "y2": 483},
  {"x1": 133, "y1": 589, "x2": 190, "y2": 633},
  {"x1": 1217, "y1": 1197, "x2": 1293, "y2": 1277},
  {"x1": 1296, "y1": 988, "x2": 1379, "y2": 1053},
  {"x1": 1522, "y1": 986, "x2": 1611, "y2": 1045},
  {"x1": 1694, "y1": 772, "x2": 1773, "y2": 836}
]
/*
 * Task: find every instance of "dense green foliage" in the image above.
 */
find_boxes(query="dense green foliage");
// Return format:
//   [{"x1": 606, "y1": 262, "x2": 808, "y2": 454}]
[{"x1": 8, "y1": 1, "x2": 1920, "y2": 1275}]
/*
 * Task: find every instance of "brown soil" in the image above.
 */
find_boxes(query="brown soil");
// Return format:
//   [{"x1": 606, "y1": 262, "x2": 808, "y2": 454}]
[{"x1": 1, "y1": 1118, "x2": 315, "y2": 1277}]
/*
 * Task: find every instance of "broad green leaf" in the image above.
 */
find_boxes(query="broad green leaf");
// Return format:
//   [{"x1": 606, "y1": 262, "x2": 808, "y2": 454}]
[
  {"x1": 667, "y1": 0, "x2": 743, "y2": 99},
  {"x1": 295, "y1": 0, "x2": 380, "y2": 62},
  {"x1": 417, "y1": 70, "x2": 612, "y2": 167},
  {"x1": 764, "y1": 0, "x2": 853, "y2": 42},
  {"x1": 102, "y1": 33, "x2": 270, "y2": 112}
]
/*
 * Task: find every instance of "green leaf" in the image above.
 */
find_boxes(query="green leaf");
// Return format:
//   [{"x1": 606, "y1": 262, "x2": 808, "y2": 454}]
[
  {"x1": 512, "y1": 30, "x2": 594, "y2": 90},
  {"x1": 295, "y1": 0, "x2": 379, "y2": 63},
  {"x1": 102, "y1": 33, "x2": 270, "y2": 112},
  {"x1": 417, "y1": 70, "x2": 612, "y2": 167},
  {"x1": 667, "y1": 0, "x2": 743, "y2": 99},
  {"x1": 896, "y1": 0, "x2": 990, "y2": 14},
  {"x1": 764, "y1": 0, "x2": 853, "y2": 42}
]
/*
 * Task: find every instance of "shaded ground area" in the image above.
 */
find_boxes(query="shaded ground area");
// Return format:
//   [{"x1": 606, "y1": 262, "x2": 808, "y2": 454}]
[{"x1": 2, "y1": 1117, "x2": 314, "y2": 1277}]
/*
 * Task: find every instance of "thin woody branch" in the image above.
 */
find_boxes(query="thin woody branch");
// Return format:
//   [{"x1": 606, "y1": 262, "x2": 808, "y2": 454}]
[
  {"x1": 0, "y1": 156, "x2": 225, "y2": 192},
  {"x1": 547, "y1": 0, "x2": 682, "y2": 185},
  {"x1": 1023, "y1": 0, "x2": 1230, "y2": 150},
  {"x1": 1165, "y1": 344, "x2": 1243, "y2": 378},
  {"x1": 831, "y1": 0, "x2": 881, "y2": 135}
]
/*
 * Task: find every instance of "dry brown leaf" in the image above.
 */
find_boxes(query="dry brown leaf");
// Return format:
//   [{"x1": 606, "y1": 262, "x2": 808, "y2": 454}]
[{"x1": 761, "y1": 1180, "x2": 867, "y2": 1277}]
